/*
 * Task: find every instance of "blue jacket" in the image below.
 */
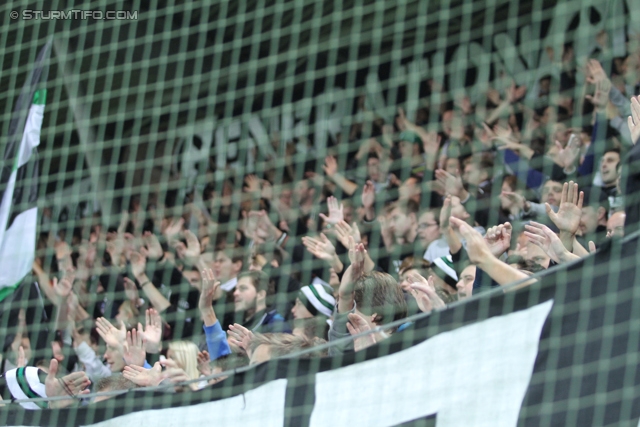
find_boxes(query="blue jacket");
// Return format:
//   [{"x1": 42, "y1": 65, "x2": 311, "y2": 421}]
[{"x1": 203, "y1": 321, "x2": 232, "y2": 361}]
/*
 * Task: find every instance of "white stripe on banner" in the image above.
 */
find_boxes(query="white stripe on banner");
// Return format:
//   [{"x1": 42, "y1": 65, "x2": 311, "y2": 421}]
[
  {"x1": 310, "y1": 300, "x2": 553, "y2": 427},
  {"x1": 0, "y1": 207, "x2": 37, "y2": 287},
  {"x1": 83, "y1": 379, "x2": 288, "y2": 427}
]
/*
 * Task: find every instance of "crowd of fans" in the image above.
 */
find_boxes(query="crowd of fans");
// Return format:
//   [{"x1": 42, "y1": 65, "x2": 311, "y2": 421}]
[{"x1": 2, "y1": 42, "x2": 640, "y2": 408}]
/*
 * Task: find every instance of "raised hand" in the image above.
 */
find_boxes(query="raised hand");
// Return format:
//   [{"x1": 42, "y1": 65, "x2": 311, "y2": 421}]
[
  {"x1": 52, "y1": 272, "x2": 74, "y2": 304},
  {"x1": 123, "y1": 277, "x2": 140, "y2": 304},
  {"x1": 361, "y1": 180, "x2": 376, "y2": 215},
  {"x1": 302, "y1": 234, "x2": 337, "y2": 261},
  {"x1": 506, "y1": 83, "x2": 527, "y2": 103},
  {"x1": 546, "y1": 181, "x2": 583, "y2": 236},
  {"x1": 501, "y1": 191, "x2": 526, "y2": 211},
  {"x1": 347, "y1": 236, "x2": 366, "y2": 277},
  {"x1": 244, "y1": 174, "x2": 261, "y2": 194},
  {"x1": 585, "y1": 77, "x2": 612, "y2": 111},
  {"x1": 323, "y1": 156, "x2": 339, "y2": 177},
  {"x1": 555, "y1": 134, "x2": 581, "y2": 170},
  {"x1": 163, "y1": 217, "x2": 185, "y2": 244},
  {"x1": 199, "y1": 268, "x2": 221, "y2": 309},
  {"x1": 197, "y1": 351, "x2": 212, "y2": 376},
  {"x1": 129, "y1": 251, "x2": 147, "y2": 280},
  {"x1": 45, "y1": 359, "x2": 91, "y2": 408},
  {"x1": 585, "y1": 59, "x2": 607, "y2": 85},
  {"x1": 408, "y1": 273, "x2": 446, "y2": 313},
  {"x1": 123, "y1": 362, "x2": 162, "y2": 387},
  {"x1": 629, "y1": 95, "x2": 640, "y2": 144},
  {"x1": 333, "y1": 220, "x2": 362, "y2": 248},
  {"x1": 319, "y1": 196, "x2": 344, "y2": 226},
  {"x1": 227, "y1": 324, "x2": 254, "y2": 357},
  {"x1": 435, "y1": 169, "x2": 464, "y2": 198},
  {"x1": 138, "y1": 308, "x2": 163, "y2": 354},
  {"x1": 95, "y1": 317, "x2": 126, "y2": 350},
  {"x1": 17, "y1": 346, "x2": 26, "y2": 368},
  {"x1": 449, "y1": 217, "x2": 494, "y2": 266},
  {"x1": 346, "y1": 312, "x2": 379, "y2": 352},
  {"x1": 181, "y1": 230, "x2": 201, "y2": 265},
  {"x1": 439, "y1": 196, "x2": 453, "y2": 230},
  {"x1": 524, "y1": 221, "x2": 579, "y2": 264},
  {"x1": 484, "y1": 222, "x2": 513, "y2": 258},
  {"x1": 122, "y1": 329, "x2": 146, "y2": 367}
]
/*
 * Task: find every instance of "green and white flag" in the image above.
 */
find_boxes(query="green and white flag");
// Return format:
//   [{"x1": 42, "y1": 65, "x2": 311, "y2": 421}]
[{"x1": 0, "y1": 40, "x2": 51, "y2": 302}]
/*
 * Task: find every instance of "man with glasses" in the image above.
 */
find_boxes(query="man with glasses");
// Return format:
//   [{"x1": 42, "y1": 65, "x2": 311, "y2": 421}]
[{"x1": 417, "y1": 208, "x2": 450, "y2": 262}]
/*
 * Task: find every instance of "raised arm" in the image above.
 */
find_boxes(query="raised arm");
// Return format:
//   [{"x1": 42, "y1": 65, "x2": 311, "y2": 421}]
[
  {"x1": 199, "y1": 269, "x2": 232, "y2": 360},
  {"x1": 323, "y1": 156, "x2": 358, "y2": 196},
  {"x1": 449, "y1": 217, "x2": 535, "y2": 289},
  {"x1": 337, "y1": 237, "x2": 367, "y2": 313},
  {"x1": 130, "y1": 251, "x2": 171, "y2": 313},
  {"x1": 545, "y1": 181, "x2": 583, "y2": 253}
]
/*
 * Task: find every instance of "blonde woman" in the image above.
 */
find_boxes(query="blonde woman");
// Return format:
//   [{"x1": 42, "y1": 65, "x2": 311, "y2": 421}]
[{"x1": 166, "y1": 341, "x2": 204, "y2": 390}]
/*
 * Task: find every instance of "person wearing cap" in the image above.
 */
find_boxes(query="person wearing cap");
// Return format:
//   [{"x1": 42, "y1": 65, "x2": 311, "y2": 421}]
[
  {"x1": 430, "y1": 255, "x2": 459, "y2": 302},
  {"x1": 0, "y1": 359, "x2": 91, "y2": 409},
  {"x1": 291, "y1": 281, "x2": 336, "y2": 340}
]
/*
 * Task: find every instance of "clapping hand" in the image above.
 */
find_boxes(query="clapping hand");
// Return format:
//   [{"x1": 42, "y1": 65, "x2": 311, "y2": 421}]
[
  {"x1": 96, "y1": 317, "x2": 126, "y2": 350},
  {"x1": 302, "y1": 233, "x2": 337, "y2": 261},
  {"x1": 137, "y1": 308, "x2": 163, "y2": 354},
  {"x1": 319, "y1": 196, "x2": 344, "y2": 226},
  {"x1": 408, "y1": 273, "x2": 446, "y2": 313},
  {"x1": 227, "y1": 323, "x2": 254, "y2": 357},
  {"x1": 122, "y1": 329, "x2": 146, "y2": 367}
]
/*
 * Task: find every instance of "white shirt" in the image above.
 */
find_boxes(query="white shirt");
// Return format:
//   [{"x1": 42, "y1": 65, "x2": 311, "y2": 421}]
[{"x1": 220, "y1": 277, "x2": 238, "y2": 292}]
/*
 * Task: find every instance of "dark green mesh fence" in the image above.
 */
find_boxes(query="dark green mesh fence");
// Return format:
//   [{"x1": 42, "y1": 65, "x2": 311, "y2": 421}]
[{"x1": 0, "y1": 0, "x2": 640, "y2": 425}]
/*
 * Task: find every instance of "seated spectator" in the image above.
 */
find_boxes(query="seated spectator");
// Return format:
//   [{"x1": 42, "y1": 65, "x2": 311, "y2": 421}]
[
  {"x1": 291, "y1": 283, "x2": 336, "y2": 340},
  {"x1": 166, "y1": 341, "x2": 203, "y2": 390},
  {"x1": 416, "y1": 208, "x2": 450, "y2": 262},
  {"x1": 93, "y1": 374, "x2": 136, "y2": 403},
  {"x1": 578, "y1": 187, "x2": 609, "y2": 245},
  {"x1": 456, "y1": 264, "x2": 476, "y2": 300},
  {"x1": 606, "y1": 210, "x2": 626, "y2": 238},
  {"x1": 232, "y1": 271, "x2": 290, "y2": 333},
  {"x1": 249, "y1": 333, "x2": 327, "y2": 365},
  {"x1": 329, "y1": 239, "x2": 407, "y2": 355}
]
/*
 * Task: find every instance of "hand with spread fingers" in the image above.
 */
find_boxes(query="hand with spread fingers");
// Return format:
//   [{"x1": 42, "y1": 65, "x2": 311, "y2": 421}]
[
  {"x1": 138, "y1": 308, "x2": 163, "y2": 354},
  {"x1": 319, "y1": 196, "x2": 344, "y2": 226},
  {"x1": 123, "y1": 362, "x2": 162, "y2": 387},
  {"x1": 524, "y1": 221, "x2": 580, "y2": 264},
  {"x1": 95, "y1": 317, "x2": 126, "y2": 350},
  {"x1": 337, "y1": 220, "x2": 362, "y2": 246},
  {"x1": 302, "y1": 233, "x2": 337, "y2": 261},
  {"x1": 346, "y1": 312, "x2": 386, "y2": 352},
  {"x1": 122, "y1": 329, "x2": 146, "y2": 367},
  {"x1": 545, "y1": 181, "x2": 583, "y2": 237}
]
